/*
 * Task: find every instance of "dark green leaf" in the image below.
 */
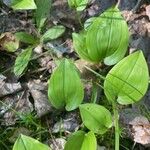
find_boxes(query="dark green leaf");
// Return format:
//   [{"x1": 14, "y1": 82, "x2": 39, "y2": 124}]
[
  {"x1": 13, "y1": 134, "x2": 50, "y2": 150},
  {"x1": 104, "y1": 51, "x2": 149, "y2": 105},
  {"x1": 48, "y1": 59, "x2": 84, "y2": 111},
  {"x1": 79, "y1": 103, "x2": 112, "y2": 134},
  {"x1": 11, "y1": 0, "x2": 37, "y2": 10},
  {"x1": 64, "y1": 131, "x2": 97, "y2": 150},
  {"x1": 42, "y1": 25, "x2": 65, "y2": 42},
  {"x1": 35, "y1": 0, "x2": 51, "y2": 30},
  {"x1": 14, "y1": 47, "x2": 32, "y2": 76},
  {"x1": 15, "y1": 32, "x2": 39, "y2": 44}
]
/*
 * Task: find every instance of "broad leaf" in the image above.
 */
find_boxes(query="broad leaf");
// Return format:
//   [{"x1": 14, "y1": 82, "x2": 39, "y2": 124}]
[
  {"x1": 42, "y1": 25, "x2": 65, "y2": 42},
  {"x1": 79, "y1": 103, "x2": 112, "y2": 134},
  {"x1": 35, "y1": 0, "x2": 51, "y2": 31},
  {"x1": 64, "y1": 131, "x2": 97, "y2": 150},
  {"x1": 73, "y1": 6, "x2": 129, "y2": 65},
  {"x1": 13, "y1": 134, "x2": 50, "y2": 150},
  {"x1": 14, "y1": 47, "x2": 32, "y2": 76},
  {"x1": 11, "y1": 0, "x2": 37, "y2": 10},
  {"x1": 48, "y1": 59, "x2": 84, "y2": 111},
  {"x1": 15, "y1": 32, "x2": 38, "y2": 44},
  {"x1": 104, "y1": 51, "x2": 149, "y2": 105}
]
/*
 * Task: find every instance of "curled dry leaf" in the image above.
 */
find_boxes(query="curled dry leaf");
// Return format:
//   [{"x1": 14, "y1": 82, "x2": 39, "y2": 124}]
[
  {"x1": 0, "y1": 32, "x2": 19, "y2": 52},
  {"x1": 129, "y1": 116, "x2": 150, "y2": 145},
  {"x1": 0, "y1": 76, "x2": 22, "y2": 97},
  {"x1": 28, "y1": 80, "x2": 52, "y2": 117}
]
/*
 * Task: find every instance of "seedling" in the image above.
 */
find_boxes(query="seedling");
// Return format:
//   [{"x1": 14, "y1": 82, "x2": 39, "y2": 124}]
[{"x1": 12, "y1": 0, "x2": 66, "y2": 76}]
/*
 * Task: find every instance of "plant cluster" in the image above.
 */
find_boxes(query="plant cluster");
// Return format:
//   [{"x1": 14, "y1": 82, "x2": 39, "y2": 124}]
[{"x1": 2, "y1": 0, "x2": 149, "y2": 150}]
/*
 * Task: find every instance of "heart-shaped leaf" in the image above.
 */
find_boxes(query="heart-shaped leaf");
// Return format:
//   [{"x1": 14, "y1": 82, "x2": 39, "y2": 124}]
[
  {"x1": 13, "y1": 134, "x2": 50, "y2": 150},
  {"x1": 42, "y1": 25, "x2": 65, "y2": 42},
  {"x1": 14, "y1": 47, "x2": 32, "y2": 76},
  {"x1": 79, "y1": 103, "x2": 112, "y2": 134},
  {"x1": 73, "y1": 6, "x2": 129, "y2": 65},
  {"x1": 104, "y1": 51, "x2": 149, "y2": 105},
  {"x1": 48, "y1": 59, "x2": 84, "y2": 111},
  {"x1": 64, "y1": 131, "x2": 97, "y2": 150},
  {"x1": 11, "y1": 0, "x2": 37, "y2": 10}
]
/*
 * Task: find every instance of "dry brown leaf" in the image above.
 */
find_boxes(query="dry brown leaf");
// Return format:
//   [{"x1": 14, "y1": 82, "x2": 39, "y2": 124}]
[
  {"x1": 0, "y1": 32, "x2": 19, "y2": 52},
  {"x1": 129, "y1": 116, "x2": 150, "y2": 145},
  {"x1": 146, "y1": 5, "x2": 150, "y2": 20}
]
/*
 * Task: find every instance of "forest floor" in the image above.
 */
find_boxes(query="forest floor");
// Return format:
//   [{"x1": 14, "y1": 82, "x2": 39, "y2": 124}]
[{"x1": 0, "y1": 0, "x2": 150, "y2": 150}]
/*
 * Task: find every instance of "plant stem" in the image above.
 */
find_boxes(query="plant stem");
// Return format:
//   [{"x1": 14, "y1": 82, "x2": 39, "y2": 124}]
[
  {"x1": 113, "y1": 102, "x2": 119, "y2": 150},
  {"x1": 76, "y1": 11, "x2": 83, "y2": 27},
  {"x1": 116, "y1": 0, "x2": 121, "y2": 7}
]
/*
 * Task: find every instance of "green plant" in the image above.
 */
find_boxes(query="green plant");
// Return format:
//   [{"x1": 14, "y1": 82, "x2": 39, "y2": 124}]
[
  {"x1": 73, "y1": 6, "x2": 129, "y2": 65},
  {"x1": 48, "y1": 58, "x2": 84, "y2": 111},
  {"x1": 13, "y1": 134, "x2": 51, "y2": 150},
  {"x1": 13, "y1": 0, "x2": 66, "y2": 76},
  {"x1": 67, "y1": 0, "x2": 89, "y2": 11},
  {"x1": 11, "y1": 1, "x2": 149, "y2": 150}
]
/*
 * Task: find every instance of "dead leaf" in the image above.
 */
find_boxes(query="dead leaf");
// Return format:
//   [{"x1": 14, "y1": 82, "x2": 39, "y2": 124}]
[
  {"x1": 28, "y1": 80, "x2": 52, "y2": 117},
  {"x1": 0, "y1": 76, "x2": 22, "y2": 97},
  {"x1": 146, "y1": 5, "x2": 150, "y2": 20},
  {"x1": 129, "y1": 116, "x2": 150, "y2": 145},
  {"x1": 0, "y1": 32, "x2": 19, "y2": 52}
]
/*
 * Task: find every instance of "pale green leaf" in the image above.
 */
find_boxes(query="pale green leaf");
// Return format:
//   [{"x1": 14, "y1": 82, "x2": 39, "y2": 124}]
[
  {"x1": 104, "y1": 51, "x2": 149, "y2": 105},
  {"x1": 64, "y1": 131, "x2": 97, "y2": 150},
  {"x1": 48, "y1": 59, "x2": 84, "y2": 111},
  {"x1": 11, "y1": 0, "x2": 37, "y2": 10},
  {"x1": 79, "y1": 103, "x2": 112, "y2": 134},
  {"x1": 86, "y1": 6, "x2": 129, "y2": 64},
  {"x1": 35, "y1": 0, "x2": 51, "y2": 30},
  {"x1": 42, "y1": 25, "x2": 65, "y2": 42},
  {"x1": 14, "y1": 47, "x2": 32, "y2": 76},
  {"x1": 15, "y1": 32, "x2": 39, "y2": 44},
  {"x1": 13, "y1": 134, "x2": 50, "y2": 150}
]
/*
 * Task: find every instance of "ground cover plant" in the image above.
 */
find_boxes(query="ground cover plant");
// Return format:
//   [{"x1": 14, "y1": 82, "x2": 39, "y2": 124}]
[{"x1": 0, "y1": 0, "x2": 150, "y2": 150}]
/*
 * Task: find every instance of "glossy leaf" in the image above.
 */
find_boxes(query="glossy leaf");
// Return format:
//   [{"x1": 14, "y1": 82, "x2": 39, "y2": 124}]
[
  {"x1": 11, "y1": 0, "x2": 37, "y2": 10},
  {"x1": 13, "y1": 134, "x2": 50, "y2": 150},
  {"x1": 48, "y1": 59, "x2": 84, "y2": 111},
  {"x1": 73, "y1": 6, "x2": 129, "y2": 65},
  {"x1": 64, "y1": 131, "x2": 97, "y2": 150},
  {"x1": 42, "y1": 25, "x2": 65, "y2": 42},
  {"x1": 14, "y1": 47, "x2": 32, "y2": 76},
  {"x1": 35, "y1": 0, "x2": 51, "y2": 30},
  {"x1": 104, "y1": 51, "x2": 149, "y2": 105},
  {"x1": 79, "y1": 103, "x2": 112, "y2": 134},
  {"x1": 15, "y1": 32, "x2": 38, "y2": 44}
]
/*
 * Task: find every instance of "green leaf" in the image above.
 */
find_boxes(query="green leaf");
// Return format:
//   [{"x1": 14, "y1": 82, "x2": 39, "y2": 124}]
[
  {"x1": 11, "y1": 0, "x2": 37, "y2": 10},
  {"x1": 73, "y1": 6, "x2": 129, "y2": 64},
  {"x1": 48, "y1": 59, "x2": 84, "y2": 111},
  {"x1": 42, "y1": 25, "x2": 65, "y2": 42},
  {"x1": 35, "y1": 0, "x2": 51, "y2": 31},
  {"x1": 79, "y1": 103, "x2": 112, "y2": 134},
  {"x1": 15, "y1": 32, "x2": 39, "y2": 44},
  {"x1": 13, "y1": 134, "x2": 50, "y2": 150},
  {"x1": 104, "y1": 51, "x2": 149, "y2": 105},
  {"x1": 14, "y1": 47, "x2": 32, "y2": 76},
  {"x1": 64, "y1": 131, "x2": 97, "y2": 150},
  {"x1": 68, "y1": 0, "x2": 89, "y2": 11}
]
